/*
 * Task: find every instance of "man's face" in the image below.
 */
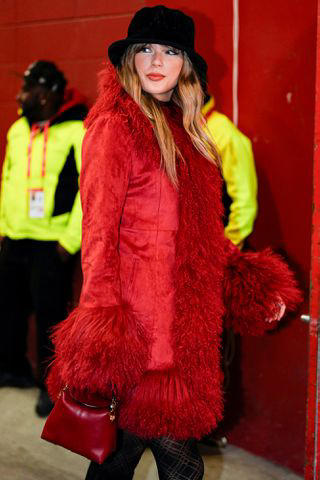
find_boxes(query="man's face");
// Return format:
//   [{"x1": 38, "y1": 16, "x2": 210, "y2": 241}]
[{"x1": 16, "y1": 81, "x2": 46, "y2": 117}]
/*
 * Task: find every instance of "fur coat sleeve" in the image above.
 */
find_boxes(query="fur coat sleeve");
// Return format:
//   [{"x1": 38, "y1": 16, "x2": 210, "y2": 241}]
[
  {"x1": 47, "y1": 117, "x2": 149, "y2": 400},
  {"x1": 223, "y1": 240, "x2": 302, "y2": 335}
]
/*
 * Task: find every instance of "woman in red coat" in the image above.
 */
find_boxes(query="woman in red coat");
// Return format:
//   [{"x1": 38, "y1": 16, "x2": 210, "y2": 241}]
[{"x1": 48, "y1": 5, "x2": 300, "y2": 479}]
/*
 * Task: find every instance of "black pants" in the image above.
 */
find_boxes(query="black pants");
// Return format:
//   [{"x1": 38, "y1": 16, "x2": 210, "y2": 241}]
[
  {"x1": 86, "y1": 430, "x2": 204, "y2": 480},
  {"x1": 0, "y1": 238, "x2": 72, "y2": 386}
]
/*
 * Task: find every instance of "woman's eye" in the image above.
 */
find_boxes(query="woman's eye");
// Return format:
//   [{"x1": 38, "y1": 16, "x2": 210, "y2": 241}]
[
  {"x1": 141, "y1": 46, "x2": 152, "y2": 53},
  {"x1": 167, "y1": 49, "x2": 179, "y2": 55}
]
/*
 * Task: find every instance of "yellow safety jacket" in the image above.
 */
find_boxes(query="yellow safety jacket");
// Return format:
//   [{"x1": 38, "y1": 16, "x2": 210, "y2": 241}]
[
  {"x1": 0, "y1": 90, "x2": 87, "y2": 254},
  {"x1": 202, "y1": 96, "x2": 258, "y2": 247}
]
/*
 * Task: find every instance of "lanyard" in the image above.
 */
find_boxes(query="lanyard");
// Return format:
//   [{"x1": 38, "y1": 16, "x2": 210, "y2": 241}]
[{"x1": 27, "y1": 121, "x2": 50, "y2": 179}]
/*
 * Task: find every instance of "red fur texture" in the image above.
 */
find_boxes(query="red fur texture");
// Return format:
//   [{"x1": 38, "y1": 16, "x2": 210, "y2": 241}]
[
  {"x1": 224, "y1": 248, "x2": 302, "y2": 335},
  {"x1": 47, "y1": 64, "x2": 302, "y2": 440},
  {"x1": 119, "y1": 370, "x2": 224, "y2": 440},
  {"x1": 47, "y1": 305, "x2": 150, "y2": 400}
]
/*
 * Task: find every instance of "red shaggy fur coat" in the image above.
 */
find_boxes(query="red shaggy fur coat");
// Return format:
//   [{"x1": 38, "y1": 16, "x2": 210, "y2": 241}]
[{"x1": 47, "y1": 64, "x2": 301, "y2": 440}]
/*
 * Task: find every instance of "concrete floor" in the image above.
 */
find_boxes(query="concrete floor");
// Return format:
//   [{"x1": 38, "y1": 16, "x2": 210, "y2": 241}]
[{"x1": 0, "y1": 387, "x2": 302, "y2": 480}]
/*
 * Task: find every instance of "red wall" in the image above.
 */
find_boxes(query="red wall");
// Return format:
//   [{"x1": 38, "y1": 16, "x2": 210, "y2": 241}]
[
  {"x1": 229, "y1": 1, "x2": 316, "y2": 474},
  {"x1": 0, "y1": 0, "x2": 316, "y2": 474},
  {"x1": 0, "y1": 0, "x2": 144, "y2": 158}
]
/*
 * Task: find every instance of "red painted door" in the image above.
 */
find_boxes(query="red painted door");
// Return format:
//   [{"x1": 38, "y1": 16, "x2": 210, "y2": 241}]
[{"x1": 305, "y1": 4, "x2": 320, "y2": 478}]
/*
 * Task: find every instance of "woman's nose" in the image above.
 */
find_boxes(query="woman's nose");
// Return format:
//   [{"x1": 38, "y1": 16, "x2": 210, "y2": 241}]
[{"x1": 151, "y1": 52, "x2": 163, "y2": 67}]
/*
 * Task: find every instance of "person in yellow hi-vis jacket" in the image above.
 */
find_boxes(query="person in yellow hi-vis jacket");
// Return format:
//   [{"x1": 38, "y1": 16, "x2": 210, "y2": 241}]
[
  {"x1": 202, "y1": 95, "x2": 258, "y2": 249},
  {"x1": 0, "y1": 61, "x2": 87, "y2": 417}
]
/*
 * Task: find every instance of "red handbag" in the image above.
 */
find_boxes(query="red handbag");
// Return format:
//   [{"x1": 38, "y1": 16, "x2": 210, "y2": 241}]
[{"x1": 41, "y1": 386, "x2": 117, "y2": 464}]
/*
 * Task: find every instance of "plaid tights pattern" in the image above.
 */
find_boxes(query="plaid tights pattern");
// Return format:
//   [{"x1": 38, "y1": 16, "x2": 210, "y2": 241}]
[{"x1": 85, "y1": 430, "x2": 204, "y2": 480}]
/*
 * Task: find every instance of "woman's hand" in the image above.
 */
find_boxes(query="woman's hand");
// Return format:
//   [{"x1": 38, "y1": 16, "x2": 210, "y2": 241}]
[{"x1": 266, "y1": 298, "x2": 286, "y2": 323}]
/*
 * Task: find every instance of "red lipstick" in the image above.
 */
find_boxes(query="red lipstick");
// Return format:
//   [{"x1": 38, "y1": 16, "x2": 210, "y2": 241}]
[{"x1": 147, "y1": 73, "x2": 165, "y2": 81}]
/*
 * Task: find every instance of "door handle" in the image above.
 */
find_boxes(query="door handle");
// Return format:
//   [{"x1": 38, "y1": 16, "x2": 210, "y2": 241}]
[{"x1": 301, "y1": 314, "x2": 311, "y2": 323}]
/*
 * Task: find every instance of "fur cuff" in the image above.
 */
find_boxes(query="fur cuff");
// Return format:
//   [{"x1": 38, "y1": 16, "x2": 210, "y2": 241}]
[
  {"x1": 224, "y1": 248, "x2": 302, "y2": 335},
  {"x1": 46, "y1": 304, "x2": 150, "y2": 400}
]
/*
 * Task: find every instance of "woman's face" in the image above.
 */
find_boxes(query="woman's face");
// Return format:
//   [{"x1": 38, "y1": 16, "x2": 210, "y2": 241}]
[{"x1": 134, "y1": 44, "x2": 184, "y2": 102}]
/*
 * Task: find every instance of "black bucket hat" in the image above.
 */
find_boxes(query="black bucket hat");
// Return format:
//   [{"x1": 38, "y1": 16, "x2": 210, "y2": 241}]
[{"x1": 108, "y1": 5, "x2": 207, "y2": 79}]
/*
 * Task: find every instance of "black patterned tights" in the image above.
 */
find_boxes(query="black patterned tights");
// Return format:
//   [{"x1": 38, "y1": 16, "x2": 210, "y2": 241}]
[{"x1": 85, "y1": 430, "x2": 204, "y2": 480}]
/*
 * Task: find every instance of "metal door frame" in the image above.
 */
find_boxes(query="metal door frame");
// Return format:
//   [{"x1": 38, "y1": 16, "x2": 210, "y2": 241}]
[{"x1": 305, "y1": 4, "x2": 320, "y2": 478}]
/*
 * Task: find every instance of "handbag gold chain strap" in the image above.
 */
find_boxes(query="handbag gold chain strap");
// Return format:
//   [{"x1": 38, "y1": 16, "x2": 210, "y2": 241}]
[{"x1": 61, "y1": 385, "x2": 117, "y2": 422}]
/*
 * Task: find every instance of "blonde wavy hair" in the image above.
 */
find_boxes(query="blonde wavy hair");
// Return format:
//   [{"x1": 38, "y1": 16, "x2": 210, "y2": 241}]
[{"x1": 117, "y1": 44, "x2": 220, "y2": 187}]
